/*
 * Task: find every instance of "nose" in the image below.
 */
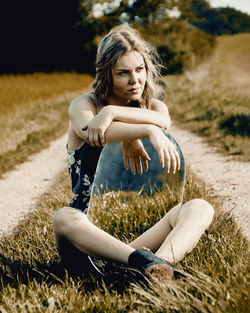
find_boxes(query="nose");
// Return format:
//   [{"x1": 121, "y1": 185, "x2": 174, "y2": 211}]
[{"x1": 129, "y1": 71, "x2": 138, "y2": 85}]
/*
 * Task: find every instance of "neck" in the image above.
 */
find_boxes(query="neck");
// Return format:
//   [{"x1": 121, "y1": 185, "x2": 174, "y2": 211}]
[{"x1": 107, "y1": 95, "x2": 131, "y2": 107}]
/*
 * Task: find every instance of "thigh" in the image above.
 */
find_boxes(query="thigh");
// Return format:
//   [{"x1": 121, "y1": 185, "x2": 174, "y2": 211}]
[{"x1": 129, "y1": 202, "x2": 182, "y2": 253}]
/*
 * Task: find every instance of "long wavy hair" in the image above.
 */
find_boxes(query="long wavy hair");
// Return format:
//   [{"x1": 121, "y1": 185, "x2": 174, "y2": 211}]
[{"x1": 93, "y1": 25, "x2": 163, "y2": 109}]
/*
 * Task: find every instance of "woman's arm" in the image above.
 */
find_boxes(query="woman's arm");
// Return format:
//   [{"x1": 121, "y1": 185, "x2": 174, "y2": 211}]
[
  {"x1": 103, "y1": 99, "x2": 171, "y2": 130},
  {"x1": 69, "y1": 95, "x2": 171, "y2": 147},
  {"x1": 85, "y1": 98, "x2": 171, "y2": 147},
  {"x1": 82, "y1": 122, "x2": 180, "y2": 174}
]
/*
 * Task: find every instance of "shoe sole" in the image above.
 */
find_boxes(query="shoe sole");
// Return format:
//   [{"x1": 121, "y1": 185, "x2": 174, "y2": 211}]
[{"x1": 145, "y1": 263, "x2": 174, "y2": 281}]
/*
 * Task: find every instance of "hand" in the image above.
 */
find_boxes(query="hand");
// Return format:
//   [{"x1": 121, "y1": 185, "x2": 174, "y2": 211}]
[
  {"x1": 148, "y1": 127, "x2": 181, "y2": 174},
  {"x1": 82, "y1": 107, "x2": 113, "y2": 147},
  {"x1": 121, "y1": 139, "x2": 151, "y2": 175}
]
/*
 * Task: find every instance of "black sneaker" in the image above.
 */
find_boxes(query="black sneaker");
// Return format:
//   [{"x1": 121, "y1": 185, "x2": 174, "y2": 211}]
[{"x1": 128, "y1": 248, "x2": 186, "y2": 280}]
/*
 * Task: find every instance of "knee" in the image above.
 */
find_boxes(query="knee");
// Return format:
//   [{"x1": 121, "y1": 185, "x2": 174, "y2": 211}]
[
  {"x1": 53, "y1": 207, "x2": 88, "y2": 237},
  {"x1": 186, "y1": 199, "x2": 214, "y2": 228},
  {"x1": 53, "y1": 207, "x2": 69, "y2": 237}
]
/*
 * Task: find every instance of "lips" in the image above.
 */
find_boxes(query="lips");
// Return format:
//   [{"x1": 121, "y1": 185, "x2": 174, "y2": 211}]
[{"x1": 128, "y1": 87, "x2": 141, "y2": 93}]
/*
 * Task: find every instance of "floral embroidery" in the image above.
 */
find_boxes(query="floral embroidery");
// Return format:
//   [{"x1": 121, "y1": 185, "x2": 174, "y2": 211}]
[
  {"x1": 83, "y1": 174, "x2": 91, "y2": 186},
  {"x1": 75, "y1": 166, "x2": 80, "y2": 175},
  {"x1": 67, "y1": 144, "x2": 102, "y2": 212},
  {"x1": 82, "y1": 189, "x2": 91, "y2": 197}
]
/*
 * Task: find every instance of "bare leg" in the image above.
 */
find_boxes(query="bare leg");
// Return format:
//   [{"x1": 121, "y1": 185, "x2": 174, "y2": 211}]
[
  {"x1": 53, "y1": 206, "x2": 134, "y2": 264},
  {"x1": 53, "y1": 199, "x2": 213, "y2": 267},
  {"x1": 130, "y1": 199, "x2": 214, "y2": 263},
  {"x1": 156, "y1": 199, "x2": 214, "y2": 263}
]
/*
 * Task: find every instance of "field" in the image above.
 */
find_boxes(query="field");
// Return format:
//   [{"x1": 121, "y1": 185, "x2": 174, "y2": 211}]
[
  {"x1": 0, "y1": 170, "x2": 248, "y2": 312},
  {"x1": 0, "y1": 34, "x2": 249, "y2": 312},
  {"x1": 165, "y1": 33, "x2": 250, "y2": 161},
  {"x1": 0, "y1": 73, "x2": 93, "y2": 177}
]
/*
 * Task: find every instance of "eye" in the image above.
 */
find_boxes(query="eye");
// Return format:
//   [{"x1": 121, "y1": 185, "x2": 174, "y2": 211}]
[
  {"x1": 136, "y1": 66, "x2": 144, "y2": 72},
  {"x1": 118, "y1": 71, "x2": 127, "y2": 75}
]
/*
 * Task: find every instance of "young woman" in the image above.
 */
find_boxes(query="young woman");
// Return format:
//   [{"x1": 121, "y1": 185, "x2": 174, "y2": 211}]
[{"x1": 53, "y1": 25, "x2": 214, "y2": 279}]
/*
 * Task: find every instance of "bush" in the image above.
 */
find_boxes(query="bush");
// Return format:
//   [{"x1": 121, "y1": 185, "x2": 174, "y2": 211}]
[
  {"x1": 137, "y1": 20, "x2": 216, "y2": 74},
  {"x1": 219, "y1": 114, "x2": 250, "y2": 136}
]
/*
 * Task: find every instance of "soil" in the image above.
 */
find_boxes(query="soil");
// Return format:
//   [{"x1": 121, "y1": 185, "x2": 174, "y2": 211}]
[
  {"x1": 0, "y1": 134, "x2": 67, "y2": 236},
  {"x1": 171, "y1": 123, "x2": 249, "y2": 241},
  {"x1": 0, "y1": 125, "x2": 249, "y2": 240}
]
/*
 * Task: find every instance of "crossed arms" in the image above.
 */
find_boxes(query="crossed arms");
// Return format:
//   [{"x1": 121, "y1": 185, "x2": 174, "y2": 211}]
[{"x1": 69, "y1": 94, "x2": 180, "y2": 174}]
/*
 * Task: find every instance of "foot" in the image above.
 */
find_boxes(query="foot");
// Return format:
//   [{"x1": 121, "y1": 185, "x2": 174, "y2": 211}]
[{"x1": 128, "y1": 247, "x2": 186, "y2": 281}]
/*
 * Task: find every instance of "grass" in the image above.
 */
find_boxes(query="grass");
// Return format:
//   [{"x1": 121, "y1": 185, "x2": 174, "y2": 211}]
[
  {"x1": 165, "y1": 33, "x2": 250, "y2": 161},
  {"x1": 1, "y1": 35, "x2": 249, "y2": 311},
  {"x1": 0, "y1": 72, "x2": 93, "y2": 177},
  {"x1": 0, "y1": 169, "x2": 248, "y2": 312}
]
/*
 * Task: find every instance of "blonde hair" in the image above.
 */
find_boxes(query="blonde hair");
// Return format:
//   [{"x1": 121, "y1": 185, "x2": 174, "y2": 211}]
[{"x1": 93, "y1": 25, "x2": 163, "y2": 109}]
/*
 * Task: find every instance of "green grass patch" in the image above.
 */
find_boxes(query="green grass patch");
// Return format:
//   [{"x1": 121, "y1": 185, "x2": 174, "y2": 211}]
[
  {"x1": 0, "y1": 170, "x2": 248, "y2": 312},
  {"x1": 167, "y1": 75, "x2": 250, "y2": 160},
  {"x1": 164, "y1": 34, "x2": 250, "y2": 161}
]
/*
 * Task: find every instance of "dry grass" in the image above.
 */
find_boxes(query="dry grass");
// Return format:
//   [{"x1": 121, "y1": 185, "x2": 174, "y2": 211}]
[
  {"x1": 0, "y1": 72, "x2": 93, "y2": 113},
  {"x1": 0, "y1": 73, "x2": 93, "y2": 177},
  {"x1": 166, "y1": 33, "x2": 250, "y2": 161},
  {"x1": 0, "y1": 169, "x2": 248, "y2": 312},
  {"x1": 0, "y1": 40, "x2": 249, "y2": 311}
]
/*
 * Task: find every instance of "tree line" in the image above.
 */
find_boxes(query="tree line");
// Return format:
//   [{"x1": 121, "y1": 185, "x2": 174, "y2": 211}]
[{"x1": 1, "y1": 0, "x2": 249, "y2": 75}]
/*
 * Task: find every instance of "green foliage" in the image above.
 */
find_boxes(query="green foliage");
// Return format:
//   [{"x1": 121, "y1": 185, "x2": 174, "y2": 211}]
[
  {"x1": 219, "y1": 114, "x2": 250, "y2": 137},
  {"x1": 137, "y1": 19, "x2": 215, "y2": 74},
  {"x1": 90, "y1": 0, "x2": 216, "y2": 74},
  {"x1": 190, "y1": 0, "x2": 250, "y2": 35},
  {"x1": 2, "y1": 0, "x2": 218, "y2": 74},
  {"x1": 165, "y1": 33, "x2": 250, "y2": 160}
]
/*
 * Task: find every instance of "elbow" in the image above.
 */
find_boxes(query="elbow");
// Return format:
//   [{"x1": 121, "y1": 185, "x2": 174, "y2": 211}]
[{"x1": 163, "y1": 116, "x2": 171, "y2": 131}]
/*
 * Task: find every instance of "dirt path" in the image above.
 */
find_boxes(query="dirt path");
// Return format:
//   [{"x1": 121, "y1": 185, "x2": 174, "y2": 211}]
[
  {"x1": 0, "y1": 126, "x2": 249, "y2": 240},
  {"x1": 0, "y1": 134, "x2": 68, "y2": 236},
  {"x1": 171, "y1": 123, "x2": 250, "y2": 240}
]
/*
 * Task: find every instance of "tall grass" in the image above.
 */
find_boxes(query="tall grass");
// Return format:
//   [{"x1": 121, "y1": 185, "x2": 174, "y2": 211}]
[
  {"x1": 0, "y1": 73, "x2": 93, "y2": 177},
  {"x1": 0, "y1": 169, "x2": 248, "y2": 312},
  {"x1": 166, "y1": 33, "x2": 250, "y2": 161}
]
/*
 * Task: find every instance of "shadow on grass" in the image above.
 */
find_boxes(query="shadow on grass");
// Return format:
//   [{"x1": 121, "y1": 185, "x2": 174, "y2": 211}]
[
  {"x1": 0, "y1": 246, "x2": 146, "y2": 296},
  {"x1": 0, "y1": 170, "x2": 249, "y2": 312}
]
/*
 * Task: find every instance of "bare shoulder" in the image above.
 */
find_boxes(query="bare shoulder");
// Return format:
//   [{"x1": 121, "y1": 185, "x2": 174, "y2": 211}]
[
  {"x1": 150, "y1": 98, "x2": 169, "y2": 113},
  {"x1": 69, "y1": 93, "x2": 96, "y2": 116}
]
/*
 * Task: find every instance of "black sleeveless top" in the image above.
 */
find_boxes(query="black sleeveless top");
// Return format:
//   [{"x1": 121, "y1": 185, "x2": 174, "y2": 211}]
[{"x1": 67, "y1": 143, "x2": 102, "y2": 213}]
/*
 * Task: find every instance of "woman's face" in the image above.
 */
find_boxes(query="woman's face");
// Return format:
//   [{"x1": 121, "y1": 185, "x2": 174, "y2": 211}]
[{"x1": 111, "y1": 50, "x2": 147, "y2": 105}]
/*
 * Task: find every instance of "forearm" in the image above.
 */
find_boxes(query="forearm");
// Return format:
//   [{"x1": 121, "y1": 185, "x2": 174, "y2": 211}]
[
  {"x1": 104, "y1": 121, "x2": 154, "y2": 143},
  {"x1": 106, "y1": 105, "x2": 171, "y2": 130}
]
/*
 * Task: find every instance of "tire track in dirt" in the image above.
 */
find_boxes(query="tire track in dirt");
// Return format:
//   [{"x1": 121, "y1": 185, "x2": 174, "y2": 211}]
[
  {"x1": 0, "y1": 134, "x2": 67, "y2": 236},
  {"x1": 170, "y1": 123, "x2": 250, "y2": 241}
]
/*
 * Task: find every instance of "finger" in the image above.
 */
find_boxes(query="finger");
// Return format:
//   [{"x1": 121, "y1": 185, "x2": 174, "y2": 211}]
[
  {"x1": 169, "y1": 149, "x2": 177, "y2": 174},
  {"x1": 135, "y1": 157, "x2": 142, "y2": 175},
  {"x1": 123, "y1": 155, "x2": 129, "y2": 170},
  {"x1": 142, "y1": 158, "x2": 149, "y2": 172},
  {"x1": 158, "y1": 150, "x2": 164, "y2": 168},
  {"x1": 82, "y1": 130, "x2": 88, "y2": 142},
  {"x1": 88, "y1": 131, "x2": 95, "y2": 147},
  {"x1": 140, "y1": 147, "x2": 151, "y2": 161},
  {"x1": 173, "y1": 148, "x2": 181, "y2": 171},
  {"x1": 94, "y1": 132, "x2": 101, "y2": 147},
  {"x1": 99, "y1": 130, "x2": 105, "y2": 147},
  {"x1": 164, "y1": 149, "x2": 171, "y2": 173},
  {"x1": 86, "y1": 129, "x2": 90, "y2": 145},
  {"x1": 129, "y1": 158, "x2": 136, "y2": 175}
]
